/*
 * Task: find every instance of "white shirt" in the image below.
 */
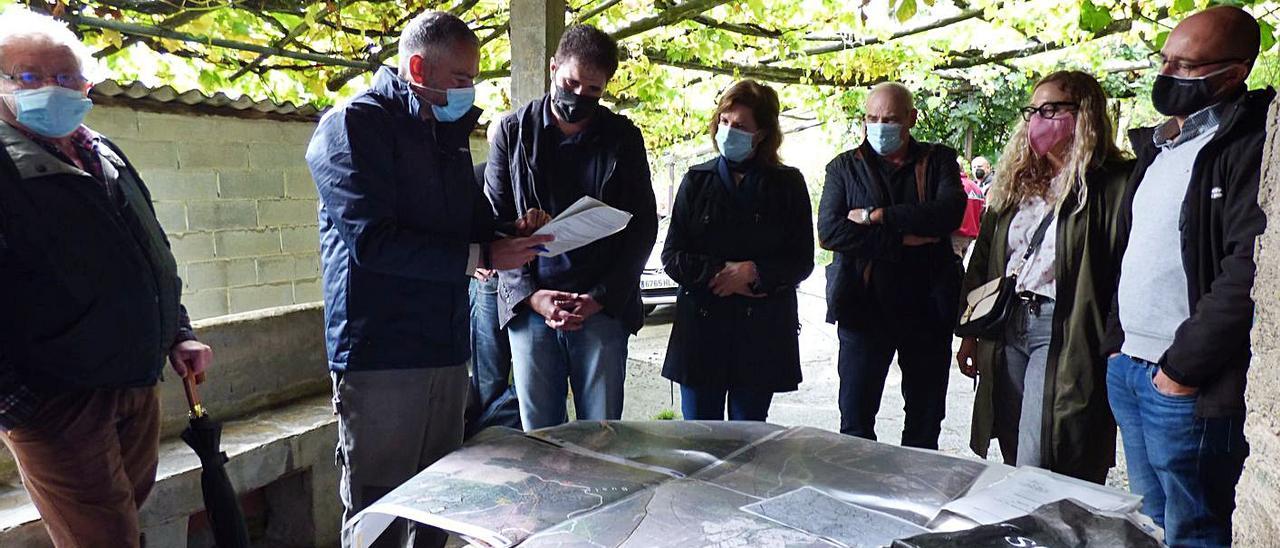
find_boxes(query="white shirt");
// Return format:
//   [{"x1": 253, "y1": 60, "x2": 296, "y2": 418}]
[{"x1": 1006, "y1": 195, "x2": 1058, "y2": 299}]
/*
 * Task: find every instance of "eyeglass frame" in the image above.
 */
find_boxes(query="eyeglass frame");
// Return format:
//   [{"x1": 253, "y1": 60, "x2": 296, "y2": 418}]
[
  {"x1": 1020, "y1": 101, "x2": 1080, "y2": 122},
  {"x1": 1148, "y1": 52, "x2": 1251, "y2": 75},
  {"x1": 0, "y1": 71, "x2": 89, "y2": 90}
]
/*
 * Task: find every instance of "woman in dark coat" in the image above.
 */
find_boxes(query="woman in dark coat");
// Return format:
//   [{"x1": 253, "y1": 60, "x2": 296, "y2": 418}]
[{"x1": 661, "y1": 80, "x2": 814, "y2": 421}]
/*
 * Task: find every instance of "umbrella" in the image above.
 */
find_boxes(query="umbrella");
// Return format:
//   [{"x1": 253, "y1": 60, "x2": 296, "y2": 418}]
[{"x1": 180, "y1": 375, "x2": 251, "y2": 548}]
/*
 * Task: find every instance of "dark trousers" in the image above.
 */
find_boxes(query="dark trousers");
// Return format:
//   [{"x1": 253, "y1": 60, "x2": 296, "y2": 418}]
[
  {"x1": 1, "y1": 387, "x2": 159, "y2": 548},
  {"x1": 836, "y1": 322, "x2": 952, "y2": 449},
  {"x1": 680, "y1": 384, "x2": 774, "y2": 421}
]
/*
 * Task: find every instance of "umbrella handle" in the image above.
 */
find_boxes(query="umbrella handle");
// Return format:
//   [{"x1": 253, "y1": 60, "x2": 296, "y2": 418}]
[{"x1": 183, "y1": 374, "x2": 207, "y2": 418}]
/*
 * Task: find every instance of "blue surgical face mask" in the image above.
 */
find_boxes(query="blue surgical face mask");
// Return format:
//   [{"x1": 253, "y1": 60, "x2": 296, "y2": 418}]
[
  {"x1": 412, "y1": 81, "x2": 475, "y2": 122},
  {"x1": 865, "y1": 122, "x2": 904, "y2": 156},
  {"x1": 716, "y1": 124, "x2": 756, "y2": 163},
  {"x1": 4, "y1": 86, "x2": 92, "y2": 138}
]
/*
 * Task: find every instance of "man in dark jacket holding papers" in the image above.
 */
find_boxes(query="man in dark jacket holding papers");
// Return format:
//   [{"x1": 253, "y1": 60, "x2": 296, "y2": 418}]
[{"x1": 485, "y1": 24, "x2": 658, "y2": 430}]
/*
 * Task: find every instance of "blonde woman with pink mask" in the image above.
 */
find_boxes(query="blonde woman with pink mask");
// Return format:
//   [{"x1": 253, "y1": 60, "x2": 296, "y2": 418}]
[{"x1": 955, "y1": 71, "x2": 1131, "y2": 483}]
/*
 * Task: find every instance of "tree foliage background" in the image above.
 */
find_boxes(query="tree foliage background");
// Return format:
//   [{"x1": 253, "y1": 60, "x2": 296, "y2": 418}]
[{"x1": 8, "y1": 0, "x2": 1280, "y2": 161}]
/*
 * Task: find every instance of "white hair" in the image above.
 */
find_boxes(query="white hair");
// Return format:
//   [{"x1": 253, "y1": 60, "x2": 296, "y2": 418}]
[{"x1": 0, "y1": 6, "x2": 100, "y2": 82}]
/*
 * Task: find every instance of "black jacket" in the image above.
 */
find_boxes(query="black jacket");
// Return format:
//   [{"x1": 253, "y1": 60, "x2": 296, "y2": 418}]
[
  {"x1": 486, "y1": 95, "x2": 658, "y2": 333},
  {"x1": 307, "y1": 67, "x2": 490, "y2": 372},
  {"x1": 0, "y1": 123, "x2": 193, "y2": 408},
  {"x1": 1104, "y1": 87, "x2": 1275, "y2": 418},
  {"x1": 661, "y1": 159, "x2": 814, "y2": 392},
  {"x1": 817, "y1": 141, "x2": 967, "y2": 329}
]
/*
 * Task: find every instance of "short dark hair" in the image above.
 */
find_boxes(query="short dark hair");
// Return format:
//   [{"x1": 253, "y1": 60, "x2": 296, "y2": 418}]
[
  {"x1": 554, "y1": 25, "x2": 619, "y2": 77},
  {"x1": 399, "y1": 11, "x2": 478, "y2": 70}
]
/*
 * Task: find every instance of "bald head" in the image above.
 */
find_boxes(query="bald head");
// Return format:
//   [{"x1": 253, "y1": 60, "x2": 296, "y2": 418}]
[
  {"x1": 1165, "y1": 7, "x2": 1260, "y2": 69},
  {"x1": 867, "y1": 82, "x2": 915, "y2": 114},
  {"x1": 864, "y1": 82, "x2": 917, "y2": 129}
]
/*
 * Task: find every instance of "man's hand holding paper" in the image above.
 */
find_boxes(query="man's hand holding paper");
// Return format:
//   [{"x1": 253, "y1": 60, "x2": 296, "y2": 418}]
[{"x1": 532, "y1": 196, "x2": 633, "y2": 256}]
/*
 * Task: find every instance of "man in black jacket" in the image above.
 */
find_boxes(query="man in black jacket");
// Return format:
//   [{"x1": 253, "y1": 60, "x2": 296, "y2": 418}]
[
  {"x1": 0, "y1": 9, "x2": 212, "y2": 547},
  {"x1": 486, "y1": 25, "x2": 658, "y2": 430},
  {"x1": 817, "y1": 82, "x2": 966, "y2": 449},
  {"x1": 1104, "y1": 7, "x2": 1273, "y2": 546}
]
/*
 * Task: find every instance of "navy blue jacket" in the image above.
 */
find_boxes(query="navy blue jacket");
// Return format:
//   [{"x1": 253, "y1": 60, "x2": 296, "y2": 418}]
[
  {"x1": 485, "y1": 95, "x2": 658, "y2": 333},
  {"x1": 307, "y1": 67, "x2": 490, "y2": 372}
]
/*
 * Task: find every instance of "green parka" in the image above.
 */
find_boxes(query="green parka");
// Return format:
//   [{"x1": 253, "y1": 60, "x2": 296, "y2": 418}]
[{"x1": 962, "y1": 157, "x2": 1132, "y2": 483}]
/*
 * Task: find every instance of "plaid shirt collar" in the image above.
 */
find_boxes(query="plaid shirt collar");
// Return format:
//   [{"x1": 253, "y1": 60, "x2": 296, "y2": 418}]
[
  {"x1": 1152, "y1": 103, "x2": 1224, "y2": 150},
  {"x1": 12, "y1": 124, "x2": 106, "y2": 182}
]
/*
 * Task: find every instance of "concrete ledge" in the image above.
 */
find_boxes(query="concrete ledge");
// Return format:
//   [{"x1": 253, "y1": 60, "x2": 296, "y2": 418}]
[
  {"x1": 162, "y1": 302, "x2": 329, "y2": 438},
  {"x1": 0, "y1": 395, "x2": 341, "y2": 547}
]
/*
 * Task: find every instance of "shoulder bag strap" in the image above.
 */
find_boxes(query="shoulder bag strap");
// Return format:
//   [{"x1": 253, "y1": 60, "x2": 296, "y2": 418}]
[
  {"x1": 914, "y1": 145, "x2": 932, "y2": 204},
  {"x1": 1011, "y1": 210, "x2": 1056, "y2": 277}
]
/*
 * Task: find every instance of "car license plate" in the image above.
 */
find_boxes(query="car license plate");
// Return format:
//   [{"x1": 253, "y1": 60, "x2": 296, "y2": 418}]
[{"x1": 641, "y1": 278, "x2": 677, "y2": 290}]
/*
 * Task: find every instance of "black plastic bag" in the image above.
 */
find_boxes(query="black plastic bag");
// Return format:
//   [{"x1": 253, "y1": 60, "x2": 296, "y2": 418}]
[{"x1": 893, "y1": 500, "x2": 1162, "y2": 548}]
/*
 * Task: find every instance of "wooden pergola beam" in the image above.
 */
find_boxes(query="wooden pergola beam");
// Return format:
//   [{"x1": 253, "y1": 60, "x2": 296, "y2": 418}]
[
  {"x1": 68, "y1": 14, "x2": 380, "y2": 70},
  {"x1": 609, "y1": 0, "x2": 736, "y2": 41}
]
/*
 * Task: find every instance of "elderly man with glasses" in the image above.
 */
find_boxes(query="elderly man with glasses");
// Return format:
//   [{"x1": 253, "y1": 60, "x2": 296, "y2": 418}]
[
  {"x1": 0, "y1": 8, "x2": 213, "y2": 547},
  {"x1": 1104, "y1": 6, "x2": 1274, "y2": 545}
]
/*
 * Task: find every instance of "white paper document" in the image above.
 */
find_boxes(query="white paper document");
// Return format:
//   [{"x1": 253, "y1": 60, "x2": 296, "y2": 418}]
[
  {"x1": 938, "y1": 466, "x2": 1142, "y2": 525},
  {"x1": 532, "y1": 196, "x2": 632, "y2": 257}
]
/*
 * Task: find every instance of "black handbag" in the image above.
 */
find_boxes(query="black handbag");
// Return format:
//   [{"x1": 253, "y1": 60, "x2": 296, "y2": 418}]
[{"x1": 955, "y1": 210, "x2": 1055, "y2": 340}]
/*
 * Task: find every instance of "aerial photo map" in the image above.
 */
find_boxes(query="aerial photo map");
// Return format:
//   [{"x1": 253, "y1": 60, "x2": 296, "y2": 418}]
[{"x1": 347, "y1": 421, "x2": 1157, "y2": 548}]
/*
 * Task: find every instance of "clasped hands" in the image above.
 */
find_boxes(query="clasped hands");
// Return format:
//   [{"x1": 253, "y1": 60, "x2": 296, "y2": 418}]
[
  {"x1": 847, "y1": 207, "x2": 938, "y2": 247},
  {"x1": 709, "y1": 261, "x2": 764, "y2": 298},
  {"x1": 529, "y1": 290, "x2": 603, "y2": 331}
]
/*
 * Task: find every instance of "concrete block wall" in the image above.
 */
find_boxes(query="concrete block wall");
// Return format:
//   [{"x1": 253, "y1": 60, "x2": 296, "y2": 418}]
[
  {"x1": 1240, "y1": 96, "x2": 1280, "y2": 543},
  {"x1": 83, "y1": 106, "x2": 322, "y2": 320}
]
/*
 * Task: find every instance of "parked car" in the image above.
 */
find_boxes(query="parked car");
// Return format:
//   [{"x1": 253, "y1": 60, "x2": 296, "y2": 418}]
[{"x1": 640, "y1": 217, "x2": 677, "y2": 315}]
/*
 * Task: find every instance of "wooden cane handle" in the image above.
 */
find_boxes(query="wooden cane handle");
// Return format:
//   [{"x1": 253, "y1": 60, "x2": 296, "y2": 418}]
[{"x1": 183, "y1": 374, "x2": 206, "y2": 418}]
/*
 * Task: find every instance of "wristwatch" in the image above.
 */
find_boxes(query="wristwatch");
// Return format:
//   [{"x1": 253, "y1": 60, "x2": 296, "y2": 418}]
[{"x1": 854, "y1": 207, "x2": 874, "y2": 224}]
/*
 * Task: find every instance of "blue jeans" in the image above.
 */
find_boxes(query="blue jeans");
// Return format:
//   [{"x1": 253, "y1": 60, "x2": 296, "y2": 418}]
[
  {"x1": 466, "y1": 277, "x2": 518, "y2": 435},
  {"x1": 508, "y1": 308, "x2": 630, "y2": 430},
  {"x1": 680, "y1": 385, "x2": 774, "y2": 421},
  {"x1": 999, "y1": 298, "x2": 1054, "y2": 467},
  {"x1": 836, "y1": 323, "x2": 951, "y2": 449},
  {"x1": 1107, "y1": 353, "x2": 1246, "y2": 547}
]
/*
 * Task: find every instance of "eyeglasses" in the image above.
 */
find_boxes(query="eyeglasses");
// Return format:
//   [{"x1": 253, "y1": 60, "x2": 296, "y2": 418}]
[
  {"x1": 1148, "y1": 52, "x2": 1249, "y2": 74},
  {"x1": 1020, "y1": 102, "x2": 1079, "y2": 121},
  {"x1": 0, "y1": 71, "x2": 88, "y2": 90}
]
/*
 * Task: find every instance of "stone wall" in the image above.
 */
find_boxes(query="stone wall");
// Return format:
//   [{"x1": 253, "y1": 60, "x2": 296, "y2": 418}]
[
  {"x1": 1240, "y1": 97, "x2": 1280, "y2": 543},
  {"x1": 84, "y1": 106, "x2": 322, "y2": 321}
]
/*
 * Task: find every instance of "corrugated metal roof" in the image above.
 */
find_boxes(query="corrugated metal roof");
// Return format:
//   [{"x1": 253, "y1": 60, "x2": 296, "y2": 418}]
[{"x1": 90, "y1": 80, "x2": 323, "y2": 121}]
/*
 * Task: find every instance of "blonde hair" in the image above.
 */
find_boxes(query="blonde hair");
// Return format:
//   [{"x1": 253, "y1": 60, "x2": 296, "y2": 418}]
[
  {"x1": 986, "y1": 71, "x2": 1123, "y2": 213},
  {"x1": 0, "y1": 6, "x2": 100, "y2": 82}
]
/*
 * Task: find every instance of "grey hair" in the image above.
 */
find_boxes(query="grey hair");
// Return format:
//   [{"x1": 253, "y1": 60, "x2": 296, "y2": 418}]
[
  {"x1": 868, "y1": 81, "x2": 915, "y2": 111},
  {"x1": 0, "y1": 6, "x2": 100, "y2": 81},
  {"x1": 397, "y1": 11, "x2": 478, "y2": 75}
]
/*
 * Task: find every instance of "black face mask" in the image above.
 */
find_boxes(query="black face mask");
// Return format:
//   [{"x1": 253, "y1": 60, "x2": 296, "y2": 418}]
[
  {"x1": 1151, "y1": 65, "x2": 1237, "y2": 117},
  {"x1": 973, "y1": 169, "x2": 987, "y2": 180},
  {"x1": 552, "y1": 84, "x2": 599, "y2": 124}
]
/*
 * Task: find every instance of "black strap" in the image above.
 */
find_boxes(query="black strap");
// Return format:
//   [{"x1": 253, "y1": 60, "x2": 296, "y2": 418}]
[{"x1": 1017, "y1": 210, "x2": 1057, "y2": 266}]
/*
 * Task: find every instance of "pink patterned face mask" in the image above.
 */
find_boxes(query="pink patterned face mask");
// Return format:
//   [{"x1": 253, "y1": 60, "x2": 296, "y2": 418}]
[{"x1": 1027, "y1": 112, "x2": 1076, "y2": 157}]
